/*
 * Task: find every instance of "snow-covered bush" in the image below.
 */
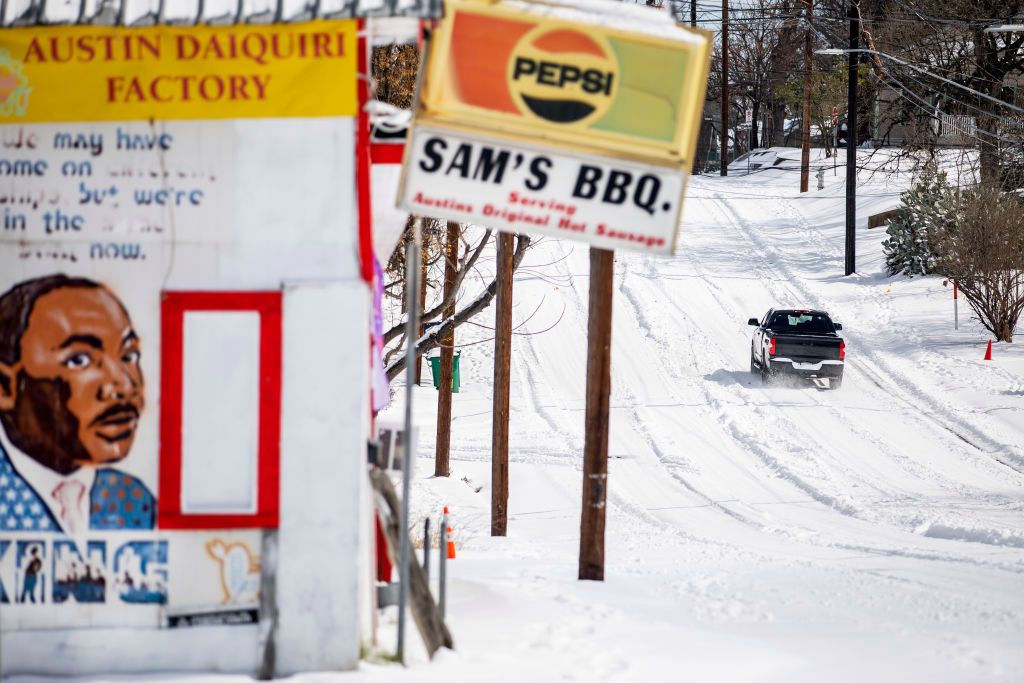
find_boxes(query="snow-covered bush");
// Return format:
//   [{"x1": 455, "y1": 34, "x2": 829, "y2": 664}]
[{"x1": 882, "y1": 166, "x2": 959, "y2": 277}]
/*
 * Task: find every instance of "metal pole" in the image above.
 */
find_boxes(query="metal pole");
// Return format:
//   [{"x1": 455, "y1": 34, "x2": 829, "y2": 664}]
[
  {"x1": 397, "y1": 218, "x2": 421, "y2": 664},
  {"x1": 845, "y1": 1, "x2": 858, "y2": 275},
  {"x1": 954, "y1": 279, "x2": 959, "y2": 330},
  {"x1": 423, "y1": 517, "x2": 431, "y2": 586},
  {"x1": 439, "y1": 512, "x2": 448, "y2": 618}
]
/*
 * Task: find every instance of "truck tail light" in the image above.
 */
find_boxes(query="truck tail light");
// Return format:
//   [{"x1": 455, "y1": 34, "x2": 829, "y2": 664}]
[
  {"x1": 768, "y1": 338, "x2": 776, "y2": 356},
  {"x1": 839, "y1": 340, "x2": 846, "y2": 360}
]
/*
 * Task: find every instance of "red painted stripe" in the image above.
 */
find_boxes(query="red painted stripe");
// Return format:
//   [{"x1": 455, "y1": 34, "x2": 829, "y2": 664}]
[
  {"x1": 371, "y1": 143, "x2": 406, "y2": 165},
  {"x1": 158, "y1": 292, "x2": 184, "y2": 530},
  {"x1": 357, "y1": 20, "x2": 375, "y2": 284}
]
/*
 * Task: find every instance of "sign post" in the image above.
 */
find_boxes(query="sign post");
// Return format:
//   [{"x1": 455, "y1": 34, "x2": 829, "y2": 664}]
[
  {"x1": 398, "y1": 0, "x2": 712, "y2": 581},
  {"x1": 832, "y1": 105, "x2": 839, "y2": 175},
  {"x1": 954, "y1": 279, "x2": 959, "y2": 330}
]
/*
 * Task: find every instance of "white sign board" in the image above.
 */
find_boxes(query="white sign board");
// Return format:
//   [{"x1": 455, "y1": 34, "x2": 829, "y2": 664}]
[{"x1": 398, "y1": 125, "x2": 686, "y2": 254}]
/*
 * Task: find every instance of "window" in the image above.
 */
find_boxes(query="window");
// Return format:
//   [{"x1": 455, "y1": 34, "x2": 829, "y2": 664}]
[{"x1": 767, "y1": 311, "x2": 835, "y2": 335}]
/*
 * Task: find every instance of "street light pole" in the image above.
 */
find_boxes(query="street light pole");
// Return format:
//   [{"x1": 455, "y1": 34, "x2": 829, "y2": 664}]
[{"x1": 845, "y1": 2, "x2": 857, "y2": 276}]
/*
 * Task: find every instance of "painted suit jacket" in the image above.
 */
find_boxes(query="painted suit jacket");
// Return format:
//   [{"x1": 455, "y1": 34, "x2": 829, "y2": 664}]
[{"x1": 0, "y1": 442, "x2": 156, "y2": 532}]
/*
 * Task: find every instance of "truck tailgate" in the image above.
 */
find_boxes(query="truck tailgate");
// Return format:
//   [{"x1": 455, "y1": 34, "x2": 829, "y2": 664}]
[{"x1": 774, "y1": 334, "x2": 843, "y2": 362}]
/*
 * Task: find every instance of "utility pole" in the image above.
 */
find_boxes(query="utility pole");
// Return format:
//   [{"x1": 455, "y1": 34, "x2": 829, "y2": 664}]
[
  {"x1": 691, "y1": 0, "x2": 700, "y2": 175},
  {"x1": 800, "y1": 0, "x2": 813, "y2": 193},
  {"x1": 845, "y1": 1, "x2": 858, "y2": 275},
  {"x1": 491, "y1": 232, "x2": 513, "y2": 536},
  {"x1": 720, "y1": 0, "x2": 729, "y2": 176},
  {"x1": 579, "y1": 247, "x2": 613, "y2": 581},
  {"x1": 415, "y1": 243, "x2": 428, "y2": 385},
  {"x1": 434, "y1": 220, "x2": 458, "y2": 477}
]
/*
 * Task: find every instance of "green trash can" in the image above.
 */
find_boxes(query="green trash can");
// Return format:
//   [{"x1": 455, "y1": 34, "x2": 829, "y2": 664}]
[{"x1": 428, "y1": 351, "x2": 461, "y2": 393}]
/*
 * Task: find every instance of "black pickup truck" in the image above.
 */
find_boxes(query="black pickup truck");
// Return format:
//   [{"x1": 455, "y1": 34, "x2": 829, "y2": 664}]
[{"x1": 748, "y1": 308, "x2": 845, "y2": 389}]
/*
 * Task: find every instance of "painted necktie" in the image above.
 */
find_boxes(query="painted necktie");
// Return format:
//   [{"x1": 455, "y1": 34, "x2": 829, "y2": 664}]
[{"x1": 52, "y1": 479, "x2": 86, "y2": 534}]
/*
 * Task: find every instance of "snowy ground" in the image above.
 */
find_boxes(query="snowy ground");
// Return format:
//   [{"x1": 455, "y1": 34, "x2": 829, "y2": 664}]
[{"x1": 16, "y1": 149, "x2": 1024, "y2": 682}]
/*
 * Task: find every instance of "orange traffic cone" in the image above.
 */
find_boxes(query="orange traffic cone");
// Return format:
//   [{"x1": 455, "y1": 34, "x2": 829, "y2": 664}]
[
  {"x1": 444, "y1": 506, "x2": 456, "y2": 559},
  {"x1": 984, "y1": 339, "x2": 993, "y2": 361}
]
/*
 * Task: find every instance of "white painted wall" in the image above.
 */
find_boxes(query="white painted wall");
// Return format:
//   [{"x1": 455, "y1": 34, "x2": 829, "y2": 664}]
[
  {"x1": 276, "y1": 280, "x2": 370, "y2": 674},
  {"x1": 1, "y1": 111, "x2": 372, "y2": 675}
]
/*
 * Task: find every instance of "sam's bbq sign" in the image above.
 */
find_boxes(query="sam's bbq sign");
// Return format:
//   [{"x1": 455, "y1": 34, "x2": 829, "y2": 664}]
[{"x1": 399, "y1": 125, "x2": 685, "y2": 254}]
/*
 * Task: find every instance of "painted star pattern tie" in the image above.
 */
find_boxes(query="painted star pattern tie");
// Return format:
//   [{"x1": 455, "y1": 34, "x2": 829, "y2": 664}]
[{"x1": 0, "y1": 456, "x2": 53, "y2": 531}]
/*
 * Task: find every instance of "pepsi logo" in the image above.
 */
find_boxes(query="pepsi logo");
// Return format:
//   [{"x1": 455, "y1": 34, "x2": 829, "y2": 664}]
[{"x1": 507, "y1": 27, "x2": 617, "y2": 126}]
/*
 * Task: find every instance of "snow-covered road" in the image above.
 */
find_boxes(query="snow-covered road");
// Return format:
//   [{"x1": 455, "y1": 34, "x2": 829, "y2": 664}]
[{"x1": 378, "y1": 158, "x2": 1024, "y2": 682}]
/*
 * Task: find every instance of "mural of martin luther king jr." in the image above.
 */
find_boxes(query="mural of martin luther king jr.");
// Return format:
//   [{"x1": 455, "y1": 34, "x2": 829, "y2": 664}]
[{"x1": 0, "y1": 274, "x2": 155, "y2": 534}]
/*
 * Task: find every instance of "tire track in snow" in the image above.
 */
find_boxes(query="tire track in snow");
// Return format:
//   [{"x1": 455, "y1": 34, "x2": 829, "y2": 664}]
[
  {"x1": 612, "y1": 254, "x2": 1024, "y2": 572},
  {"x1": 698, "y1": 195, "x2": 1001, "y2": 502},
  {"x1": 713, "y1": 190, "x2": 1024, "y2": 475},
  {"x1": 614, "y1": 255, "x2": 866, "y2": 520},
  {"x1": 772, "y1": 188, "x2": 1024, "y2": 400}
]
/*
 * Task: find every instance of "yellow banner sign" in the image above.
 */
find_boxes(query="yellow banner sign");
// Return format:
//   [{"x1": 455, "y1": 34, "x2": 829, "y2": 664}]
[
  {"x1": 0, "y1": 22, "x2": 358, "y2": 122},
  {"x1": 419, "y1": 0, "x2": 712, "y2": 164}
]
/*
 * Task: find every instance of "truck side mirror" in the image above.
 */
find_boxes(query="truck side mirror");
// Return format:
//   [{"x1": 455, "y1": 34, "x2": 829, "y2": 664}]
[
  {"x1": 747, "y1": 318, "x2": 759, "y2": 326},
  {"x1": 834, "y1": 323, "x2": 843, "y2": 331}
]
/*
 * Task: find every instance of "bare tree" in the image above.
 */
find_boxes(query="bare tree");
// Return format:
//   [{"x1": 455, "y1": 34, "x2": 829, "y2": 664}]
[
  {"x1": 385, "y1": 235, "x2": 533, "y2": 380},
  {"x1": 778, "y1": 59, "x2": 852, "y2": 156},
  {"x1": 728, "y1": 0, "x2": 791, "y2": 149},
  {"x1": 372, "y1": 43, "x2": 536, "y2": 372},
  {"x1": 931, "y1": 187, "x2": 1024, "y2": 342},
  {"x1": 861, "y1": 0, "x2": 1024, "y2": 188}
]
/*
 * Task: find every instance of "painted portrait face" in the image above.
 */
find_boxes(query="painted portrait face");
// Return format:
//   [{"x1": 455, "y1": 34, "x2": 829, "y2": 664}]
[{"x1": 0, "y1": 286, "x2": 144, "y2": 474}]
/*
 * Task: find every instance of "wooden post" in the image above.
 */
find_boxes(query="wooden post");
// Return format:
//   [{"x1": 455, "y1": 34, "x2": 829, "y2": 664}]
[
  {"x1": 434, "y1": 220, "x2": 458, "y2": 478},
  {"x1": 491, "y1": 232, "x2": 514, "y2": 536},
  {"x1": 370, "y1": 469, "x2": 454, "y2": 658},
  {"x1": 720, "y1": 0, "x2": 729, "y2": 176},
  {"x1": 800, "y1": 0, "x2": 813, "y2": 193},
  {"x1": 691, "y1": 0, "x2": 699, "y2": 175},
  {"x1": 579, "y1": 247, "x2": 613, "y2": 581},
  {"x1": 415, "y1": 239, "x2": 429, "y2": 385}
]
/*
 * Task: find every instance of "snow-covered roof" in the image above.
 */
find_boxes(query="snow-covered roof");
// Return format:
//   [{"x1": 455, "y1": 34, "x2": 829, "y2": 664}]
[
  {"x1": 504, "y1": 0, "x2": 707, "y2": 44},
  {"x1": 1, "y1": 0, "x2": 441, "y2": 26}
]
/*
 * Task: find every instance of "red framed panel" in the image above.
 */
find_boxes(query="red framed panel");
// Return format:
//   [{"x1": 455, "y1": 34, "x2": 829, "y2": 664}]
[
  {"x1": 356, "y1": 19, "x2": 375, "y2": 285},
  {"x1": 159, "y1": 291, "x2": 282, "y2": 530}
]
